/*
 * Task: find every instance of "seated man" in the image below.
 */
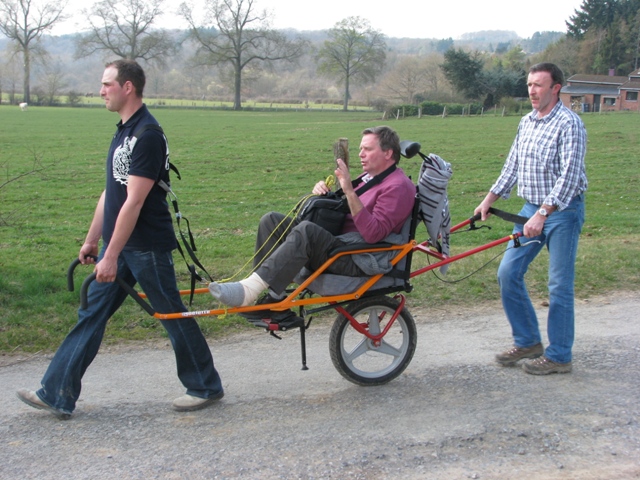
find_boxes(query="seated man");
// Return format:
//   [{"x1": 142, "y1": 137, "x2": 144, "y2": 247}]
[{"x1": 208, "y1": 126, "x2": 415, "y2": 313}]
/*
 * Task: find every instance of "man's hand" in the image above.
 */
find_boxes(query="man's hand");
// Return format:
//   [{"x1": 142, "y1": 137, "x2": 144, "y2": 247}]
[
  {"x1": 312, "y1": 159, "x2": 352, "y2": 195},
  {"x1": 523, "y1": 214, "x2": 546, "y2": 238},
  {"x1": 474, "y1": 203, "x2": 492, "y2": 221},
  {"x1": 94, "y1": 255, "x2": 118, "y2": 283},
  {"x1": 78, "y1": 243, "x2": 99, "y2": 265},
  {"x1": 312, "y1": 180, "x2": 331, "y2": 195},
  {"x1": 474, "y1": 192, "x2": 500, "y2": 221},
  {"x1": 334, "y1": 159, "x2": 353, "y2": 193}
]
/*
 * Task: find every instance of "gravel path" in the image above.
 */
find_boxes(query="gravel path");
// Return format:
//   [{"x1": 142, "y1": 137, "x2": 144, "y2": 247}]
[{"x1": 1, "y1": 292, "x2": 639, "y2": 479}]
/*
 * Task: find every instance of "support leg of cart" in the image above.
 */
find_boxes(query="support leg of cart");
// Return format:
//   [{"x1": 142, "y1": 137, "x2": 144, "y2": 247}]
[{"x1": 300, "y1": 325, "x2": 309, "y2": 371}]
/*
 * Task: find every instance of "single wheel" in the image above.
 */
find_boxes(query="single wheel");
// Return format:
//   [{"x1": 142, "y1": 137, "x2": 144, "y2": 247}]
[{"x1": 329, "y1": 295, "x2": 417, "y2": 386}]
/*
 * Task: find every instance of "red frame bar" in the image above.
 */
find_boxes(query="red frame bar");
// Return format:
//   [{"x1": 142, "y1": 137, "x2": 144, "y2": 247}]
[{"x1": 332, "y1": 294, "x2": 407, "y2": 342}]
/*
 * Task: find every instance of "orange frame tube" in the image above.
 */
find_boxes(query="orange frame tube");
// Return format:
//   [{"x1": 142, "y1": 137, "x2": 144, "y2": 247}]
[{"x1": 131, "y1": 220, "x2": 520, "y2": 321}]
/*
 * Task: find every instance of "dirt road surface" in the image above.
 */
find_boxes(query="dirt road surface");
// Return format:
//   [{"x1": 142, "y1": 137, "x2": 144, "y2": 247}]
[{"x1": 1, "y1": 292, "x2": 639, "y2": 479}]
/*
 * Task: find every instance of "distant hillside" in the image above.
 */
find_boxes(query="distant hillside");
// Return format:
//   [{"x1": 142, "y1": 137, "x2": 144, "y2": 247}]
[
  {"x1": 0, "y1": 28, "x2": 564, "y2": 100},
  {"x1": 289, "y1": 28, "x2": 564, "y2": 55},
  {"x1": 454, "y1": 30, "x2": 564, "y2": 53},
  {"x1": 0, "y1": 28, "x2": 563, "y2": 61}
]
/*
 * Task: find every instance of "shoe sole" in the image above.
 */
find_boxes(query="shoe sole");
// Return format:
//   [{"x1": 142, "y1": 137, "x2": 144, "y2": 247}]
[
  {"x1": 522, "y1": 364, "x2": 572, "y2": 375},
  {"x1": 16, "y1": 391, "x2": 71, "y2": 420},
  {"x1": 496, "y1": 351, "x2": 543, "y2": 367},
  {"x1": 172, "y1": 391, "x2": 224, "y2": 412}
]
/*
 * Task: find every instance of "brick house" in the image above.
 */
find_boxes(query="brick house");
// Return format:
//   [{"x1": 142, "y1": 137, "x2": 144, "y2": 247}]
[{"x1": 560, "y1": 70, "x2": 640, "y2": 113}]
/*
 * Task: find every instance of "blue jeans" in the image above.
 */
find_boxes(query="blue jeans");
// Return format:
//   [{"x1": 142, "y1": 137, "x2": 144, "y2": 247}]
[
  {"x1": 497, "y1": 195, "x2": 585, "y2": 364},
  {"x1": 37, "y1": 248, "x2": 223, "y2": 414}
]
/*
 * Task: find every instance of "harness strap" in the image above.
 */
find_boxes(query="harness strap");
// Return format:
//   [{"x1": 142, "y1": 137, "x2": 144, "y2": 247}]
[
  {"x1": 488, "y1": 207, "x2": 530, "y2": 225},
  {"x1": 133, "y1": 124, "x2": 212, "y2": 305},
  {"x1": 334, "y1": 164, "x2": 397, "y2": 197}
]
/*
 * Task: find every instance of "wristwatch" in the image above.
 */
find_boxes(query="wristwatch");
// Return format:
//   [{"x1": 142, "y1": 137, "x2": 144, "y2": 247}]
[{"x1": 538, "y1": 207, "x2": 549, "y2": 217}]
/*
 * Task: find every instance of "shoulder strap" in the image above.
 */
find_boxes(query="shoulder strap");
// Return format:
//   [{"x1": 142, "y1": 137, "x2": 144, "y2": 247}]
[{"x1": 335, "y1": 164, "x2": 397, "y2": 197}]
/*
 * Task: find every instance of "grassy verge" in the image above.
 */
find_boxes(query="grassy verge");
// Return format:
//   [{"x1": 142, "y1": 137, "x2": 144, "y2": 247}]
[{"x1": 1, "y1": 107, "x2": 638, "y2": 353}]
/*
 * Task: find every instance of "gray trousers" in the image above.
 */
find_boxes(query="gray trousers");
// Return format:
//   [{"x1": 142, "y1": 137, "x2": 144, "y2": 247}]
[{"x1": 254, "y1": 212, "x2": 364, "y2": 293}]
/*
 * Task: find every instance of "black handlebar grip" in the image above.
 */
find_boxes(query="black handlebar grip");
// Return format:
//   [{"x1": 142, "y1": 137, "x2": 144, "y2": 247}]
[
  {"x1": 470, "y1": 212, "x2": 482, "y2": 222},
  {"x1": 80, "y1": 273, "x2": 97, "y2": 310},
  {"x1": 67, "y1": 259, "x2": 82, "y2": 291},
  {"x1": 78, "y1": 273, "x2": 156, "y2": 316},
  {"x1": 67, "y1": 256, "x2": 99, "y2": 292}
]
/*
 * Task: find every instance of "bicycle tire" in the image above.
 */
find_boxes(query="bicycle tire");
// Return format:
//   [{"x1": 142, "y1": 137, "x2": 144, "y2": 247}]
[{"x1": 329, "y1": 295, "x2": 417, "y2": 386}]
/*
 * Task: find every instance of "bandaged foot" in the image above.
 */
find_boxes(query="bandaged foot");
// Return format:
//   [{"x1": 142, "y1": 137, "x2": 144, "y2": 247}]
[{"x1": 208, "y1": 273, "x2": 268, "y2": 307}]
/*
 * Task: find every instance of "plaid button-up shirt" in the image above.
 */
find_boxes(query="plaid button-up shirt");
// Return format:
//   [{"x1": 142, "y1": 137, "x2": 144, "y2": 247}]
[{"x1": 490, "y1": 101, "x2": 588, "y2": 211}]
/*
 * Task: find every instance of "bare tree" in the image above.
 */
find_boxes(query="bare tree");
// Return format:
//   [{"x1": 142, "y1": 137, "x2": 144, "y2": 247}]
[
  {"x1": 316, "y1": 17, "x2": 386, "y2": 111},
  {"x1": 378, "y1": 56, "x2": 435, "y2": 105},
  {"x1": 0, "y1": 0, "x2": 68, "y2": 103},
  {"x1": 180, "y1": 0, "x2": 307, "y2": 110},
  {"x1": 1, "y1": 52, "x2": 22, "y2": 104},
  {"x1": 75, "y1": 0, "x2": 177, "y2": 64},
  {"x1": 40, "y1": 62, "x2": 66, "y2": 105}
]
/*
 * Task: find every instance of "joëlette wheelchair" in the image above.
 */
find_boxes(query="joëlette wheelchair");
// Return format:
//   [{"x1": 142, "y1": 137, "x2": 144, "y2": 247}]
[{"x1": 67, "y1": 141, "x2": 525, "y2": 387}]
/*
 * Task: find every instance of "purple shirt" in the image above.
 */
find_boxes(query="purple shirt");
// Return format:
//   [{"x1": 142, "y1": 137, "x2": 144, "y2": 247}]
[{"x1": 341, "y1": 167, "x2": 415, "y2": 243}]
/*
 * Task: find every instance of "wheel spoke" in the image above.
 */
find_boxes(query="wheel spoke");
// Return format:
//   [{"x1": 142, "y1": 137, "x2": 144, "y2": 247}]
[
  {"x1": 367, "y1": 307, "x2": 382, "y2": 335},
  {"x1": 343, "y1": 337, "x2": 370, "y2": 363},
  {"x1": 375, "y1": 339, "x2": 402, "y2": 358}
]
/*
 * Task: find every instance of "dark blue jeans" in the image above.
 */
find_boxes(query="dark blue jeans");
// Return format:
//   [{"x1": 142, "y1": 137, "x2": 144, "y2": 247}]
[{"x1": 37, "y1": 248, "x2": 222, "y2": 414}]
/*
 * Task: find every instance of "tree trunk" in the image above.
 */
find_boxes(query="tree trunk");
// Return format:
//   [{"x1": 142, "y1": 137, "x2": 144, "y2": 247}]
[
  {"x1": 342, "y1": 75, "x2": 350, "y2": 111},
  {"x1": 23, "y1": 47, "x2": 31, "y2": 104},
  {"x1": 233, "y1": 62, "x2": 242, "y2": 111}
]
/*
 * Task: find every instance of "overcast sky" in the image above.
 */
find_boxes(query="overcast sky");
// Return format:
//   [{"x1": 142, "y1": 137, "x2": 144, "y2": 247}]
[{"x1": 53, "y1": 0, "x2": 584, "y2": 39}]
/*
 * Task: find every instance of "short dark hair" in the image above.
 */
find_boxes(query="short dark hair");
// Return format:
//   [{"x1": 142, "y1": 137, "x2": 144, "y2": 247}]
[
  {"x1": 362, "y1": 125, "x2": 401, "y2": 163},
  {"x1": 105, "y1": 59, "x2": 146, "y2": 97},
  {"x1": 529, "y1": 62, "x2": 565, "y2": 87}
]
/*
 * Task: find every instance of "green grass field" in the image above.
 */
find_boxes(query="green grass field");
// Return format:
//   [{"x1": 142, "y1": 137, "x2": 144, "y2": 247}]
[{"x1": 1, "y1": 106, "x2": 638, "y2": 353}]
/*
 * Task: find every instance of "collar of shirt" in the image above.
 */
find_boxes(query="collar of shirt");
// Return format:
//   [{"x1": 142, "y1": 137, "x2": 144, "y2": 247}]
[{"x1": 526, "y1": 99, "x2": 563, "y2": 124}]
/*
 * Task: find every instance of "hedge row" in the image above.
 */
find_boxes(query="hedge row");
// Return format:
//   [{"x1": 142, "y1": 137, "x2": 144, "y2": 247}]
[{"x1": 385, "y1": 99, "x2": 534, "y2": 117}]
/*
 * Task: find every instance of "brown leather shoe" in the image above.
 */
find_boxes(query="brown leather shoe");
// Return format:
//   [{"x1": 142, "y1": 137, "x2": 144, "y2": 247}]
[
  {"x1": 495, "y1": 343, "x2": 543, "y2": 366},
  {"x1": 16, "y1": 389, "x2": 71, "y2": 420},
  {"x1": 523, "y1": 356, "x2": 572, "y2": 375}
]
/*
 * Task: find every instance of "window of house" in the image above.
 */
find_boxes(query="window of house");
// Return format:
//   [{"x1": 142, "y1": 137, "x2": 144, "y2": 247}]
[
  {"x1": 626, "y1": 91, "x2": 638, "y2": 101},
  {"x1": 603, "y1": 97, "x2": 616, "y2": 106}
]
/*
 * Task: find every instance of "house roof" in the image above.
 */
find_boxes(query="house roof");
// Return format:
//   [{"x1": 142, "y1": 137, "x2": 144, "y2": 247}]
[
  {"x1": 566, "y1": 74, "x2": 629, "y2": 85},
  {"x1": 561, "y1": 85, "x2": 620, "y2": 96},
  {"x1": 621, "y1": 80, "x2": 640, "y2": 91},
  {"x1": 563, "y1": 72, "x2": 640, "y2": 95}
]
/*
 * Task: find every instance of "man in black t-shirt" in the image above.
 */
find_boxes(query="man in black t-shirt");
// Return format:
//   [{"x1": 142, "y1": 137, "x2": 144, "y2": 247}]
[{"x1": 17, "y1": 60, "x2": 224, "y2": 418}]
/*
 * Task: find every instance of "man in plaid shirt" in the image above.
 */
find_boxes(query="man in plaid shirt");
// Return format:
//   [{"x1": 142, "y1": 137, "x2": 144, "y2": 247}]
[{"x1": 475, "y1": 62, "x2": 588, "y2": 375}]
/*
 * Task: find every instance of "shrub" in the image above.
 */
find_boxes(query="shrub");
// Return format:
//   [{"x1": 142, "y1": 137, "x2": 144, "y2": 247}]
[
  {"x1": 420, "y1": 101, "x2": 446, "y2": 116},
  {"x1": 369, "y1": 98, "x2": 390, "y2": 112},
  {"x1": 67, "y1": 91, "x2": 81, "y2": 106}
]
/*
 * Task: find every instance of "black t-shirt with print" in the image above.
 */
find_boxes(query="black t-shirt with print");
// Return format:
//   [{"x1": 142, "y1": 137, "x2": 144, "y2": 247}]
[{"x1": 103, "y1": 104, "x2": 177, "y2": 252}]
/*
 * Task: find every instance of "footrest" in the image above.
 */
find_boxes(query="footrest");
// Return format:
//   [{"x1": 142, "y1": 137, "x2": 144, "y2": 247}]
[{"x1": 245, "y1": 312, "x2": 304, "y2": 332}]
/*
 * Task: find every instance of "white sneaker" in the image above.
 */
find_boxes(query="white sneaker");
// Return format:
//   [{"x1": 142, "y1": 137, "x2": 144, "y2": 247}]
[
  {"x1": 16, "y1": 389, "x2": 71, "y2": 420},
  {"x1": 172, "y1": 391, "x2": 224, "y2": 412}
]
